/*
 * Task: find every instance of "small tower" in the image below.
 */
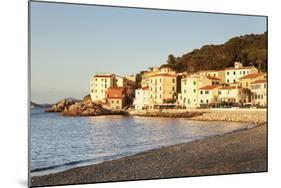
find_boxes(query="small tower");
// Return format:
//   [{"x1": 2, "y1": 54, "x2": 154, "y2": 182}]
[{"x1": 234, "y1": 62, "x2": 243, "y2": 69}]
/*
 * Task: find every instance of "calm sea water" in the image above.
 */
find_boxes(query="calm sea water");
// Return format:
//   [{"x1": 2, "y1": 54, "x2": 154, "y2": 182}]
[{"x1": 30, "y1": 107, "x2": 254, "y2": 176}]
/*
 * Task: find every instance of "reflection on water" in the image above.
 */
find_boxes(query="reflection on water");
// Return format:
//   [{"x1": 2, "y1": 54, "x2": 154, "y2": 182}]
[{"x1": 30, "y1": 107, "x2": 253, "y2": 176}]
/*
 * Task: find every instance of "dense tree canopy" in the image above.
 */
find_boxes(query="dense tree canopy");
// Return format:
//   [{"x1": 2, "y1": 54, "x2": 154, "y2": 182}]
[{"x1": 162, "y1": 32, "x2": 267, "y2": 73}]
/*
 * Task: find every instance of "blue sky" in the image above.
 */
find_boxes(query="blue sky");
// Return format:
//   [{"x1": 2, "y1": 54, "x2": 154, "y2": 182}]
[{"x1": 30, "y1": 1, "x2": 266, "y2": 104}]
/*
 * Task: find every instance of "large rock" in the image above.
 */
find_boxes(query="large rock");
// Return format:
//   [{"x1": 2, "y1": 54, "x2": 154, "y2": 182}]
[{"x1": 46, "y1": 99, "x2": 77, "y2": 113}]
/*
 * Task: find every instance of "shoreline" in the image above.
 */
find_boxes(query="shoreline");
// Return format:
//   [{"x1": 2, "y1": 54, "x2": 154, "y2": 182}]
[{"x1": 31, "y1": 122, "x2": 267, "y2": 187}]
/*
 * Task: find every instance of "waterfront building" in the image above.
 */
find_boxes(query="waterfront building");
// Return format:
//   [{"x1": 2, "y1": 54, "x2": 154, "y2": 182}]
[
  {"x1": 239, "y1": 73, "x2": 266, "y2": 89},
  {"x1": 133, "y1": 87, "x2": 150, "y2": 110},
  {"x1": 90, "y1": 74, "x2": 114, "y2": 102},
  {"x1": 140, "y1": 66, "x2": 177, "y2": 108},
  {"x1": 178, "y1": 74, "x2": 210, "y2": 108},
  {"x1": 251, "y1": 79, "x2": 267, "y2": 107},
  {"x1": 198, "y1": 85, "x2": 220, "y2": 107},
  {"x1": 90, "y1": 74, "x2": 136, "y2": 102},
  {"x1": 218, "y1": 85, "x2": 242, "y2": 103},
  {"x1": 106, "y1": 87, "x2": 127, "y2": 110},
  {"x1": 224, "y1": 62, "x2": 258, "y2": 84}
]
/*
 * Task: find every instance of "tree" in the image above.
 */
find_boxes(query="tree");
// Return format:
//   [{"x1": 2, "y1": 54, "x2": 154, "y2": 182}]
[
  {"x1": 167, "y1": 54, "x2": 176, "y2": 65},
  {"x1": 241, "y1": 88, "x2": 252, "y2": 104}
]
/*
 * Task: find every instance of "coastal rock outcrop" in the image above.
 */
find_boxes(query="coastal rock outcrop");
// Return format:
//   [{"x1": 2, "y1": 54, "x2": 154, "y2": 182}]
[{"x1": 46, "y1": 97, "x2": 124, "y2": 116}]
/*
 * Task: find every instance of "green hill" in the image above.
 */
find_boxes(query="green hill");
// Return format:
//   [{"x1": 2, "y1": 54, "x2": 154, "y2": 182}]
[{"x1": 162, "y1": 32, "x2": 267, "y2": 73}]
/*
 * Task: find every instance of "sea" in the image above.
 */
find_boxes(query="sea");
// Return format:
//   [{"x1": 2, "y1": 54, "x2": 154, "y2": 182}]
[{"x1": 30, "y1": 107, "x2": 254, "y2": 176}]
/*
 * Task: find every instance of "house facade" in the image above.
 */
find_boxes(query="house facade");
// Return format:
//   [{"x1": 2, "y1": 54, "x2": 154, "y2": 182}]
[
  {"x1": 251, "y1": 79, "x2": 267, "y2": 107},
  {"x1": 218, "y1": 86, "x2": 242, "y2": 103},
  {"x1": 239, "y1": 73, "x2": 266, "y2": 89},
  {"x1": 198, "y1": 85, "x2": 220, "y2": 107},
  {"x1": 178, "y1": 74, "x2": 213, "y2": 108},
  {"x1": 90, "y1": 74, "x2": 114, "y2": 102},
  {"x1": 224, "y1": 62, "x2": 258, "y2": 84},
  {"x1": 106, "y1": 87, "x2": 127, "y2": 110},
  {"x1": 90, "y1": 74, "x2": 136, "y2": 102},
  {"x1": 133, "y1": 87, "x2": 150, "y2": 110}
]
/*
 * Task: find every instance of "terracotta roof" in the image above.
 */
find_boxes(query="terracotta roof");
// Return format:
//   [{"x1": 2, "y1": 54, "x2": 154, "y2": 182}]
[
  {"x1": 107, "y1": 87, "x2": 126, "y2": 99},
  {"x1": 199, "y1": 85, "x2": 219, "y2": 90},
  {"x1": 219, "y1": 86, "x2": 241, "y2": 90},
  {"x1": 95, "y1": 74, "x2": 113, "y2": 78},
  {"x1": 149, "y1": 73, "x2": 176, "y2": 78},
  {"x1": 224, "y1": 66, "x2": 255, "y2": 71},
  {"x1": 207, "y1": 76, "x2": 221, "y2": 81},
  {"x1": 251, "y1": 79, "x2": 267, "y2": 84},
  {"x1": 239, "y1": 73, "x2": 264, "y2": 80}
]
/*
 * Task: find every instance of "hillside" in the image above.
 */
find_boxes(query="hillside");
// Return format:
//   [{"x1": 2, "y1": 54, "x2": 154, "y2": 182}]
[{"x1": 161, "y1": 32, "x2": 267, "y2": 73}]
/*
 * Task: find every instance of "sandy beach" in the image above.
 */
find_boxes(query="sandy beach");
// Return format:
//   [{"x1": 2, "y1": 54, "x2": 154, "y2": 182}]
[{"x1": 31, "y1": 122, "x2": 267, "y2": 187}]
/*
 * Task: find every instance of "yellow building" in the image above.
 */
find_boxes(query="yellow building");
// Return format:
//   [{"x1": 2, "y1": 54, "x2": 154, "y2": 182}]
[
  {"x1": 198, "y1": 85, "x2": 220, "y2": 107},
  {"x1": 197, "y1": 70, "x2": 225, "y2": 82},
  {"x1": 141, "y1": 66, "x2": 177, "y2": 108},
  {"x1": 251, "y1": 79, "x2": 267, "y2": 107},
  {"x1": 178, "y1": 74, "x2": 222, "y2": 108},
  {"x1": 224, "y1": 62, "x2": 258, "y2": 84},
  {"x1": 239, "y1": 73, "x2": 266, "y2": 89}
]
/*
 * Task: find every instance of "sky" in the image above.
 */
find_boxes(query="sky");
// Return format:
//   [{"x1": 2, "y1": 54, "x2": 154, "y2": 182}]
[{"x1": 30, "y1": 1, "x2": 267, "y2": 104}]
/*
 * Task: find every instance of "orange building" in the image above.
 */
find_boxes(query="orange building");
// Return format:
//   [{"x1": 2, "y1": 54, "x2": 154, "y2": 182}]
[{"x1": 106, "y1": 87, "x2": 127, "y2": 110}]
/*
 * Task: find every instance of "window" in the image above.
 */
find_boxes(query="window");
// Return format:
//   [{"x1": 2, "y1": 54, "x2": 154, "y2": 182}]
[
  {"x1": 117, "y1": 100, "x2": 119, "y2": 104},
  {"x1": 200, "y1": 91, "x2": 203, "y2": 95},
  {"x1": 193, "y1": 89, "x2": 196, "y2": 93},
  {"x1": 240, "y1": 71, "x2": 242, "y2": 75},
  {"x1": 206, "y1": 99, "x2": 209, "y2": 103},
  {"x1": 101, "y1": 89, "x2": 103, "y2": 93},
  {"x1": 246, "y1": 82, "x2": 248, "y2": 87},
  {"x1": 213, "y1": 73, "x2": 216, "y2": 77},
  {"x1": 105, "y1": 84, "x2": 107, "y2": 88},
  {"x1": 200, "y1": 100, "x2": 203, "y2": 103},
  {"x1": 193, "y1": 81, "x2": 196, "y2": 85},
  {"x1": 95, "y1": 89, "x2": 97, "y2": 92},
  {"x1": 188, "y1": 99, "x2": 190, "y2": 104},
  {"x1": 159, "y1": 87, "x2": 161, "y2": 91},
  {"x1": 101, "y1": 78, "x2": 103, "y2": 81},
  {"x1": 227, "y1": 79, "x2": 229, "y2": 83},
  {"x1": 172, "y1": 87, "x2": 175, "y2": 91},
  {"x1": 218, "y1": 91, "x2": 221, "y2": 95},
  {"x1": 205, "y1": 91, "x2": 209, "y2": 94},
  {"x1": 155, "y1": 79, "x2": 157, "y2": 84},
  {"x1": 112, "y1": 100, "x2": 114, "y2": 104},
  {"x1": 184, "y1": 90, "x2": 186, "y2": 94},
  {"x1": 227, "y1": 71, "x2": 229, "y2": 75},
  {"x1": 159, "y1": 94, "x2": 161, "y2": 99},
  {"x1": 233, "y1": 79, "x2": 236, "y2": 83},
  {"x1": 91, "y1": 89, "x2": 93, "y2": 93},
  {"x1": 233, "y1": 71, "x2": 236, "y2": 75},
  {"x1": 261, "y1": 94, "x2": 263, "y2": 99},
  {"x1": 243, "y1": 71, "x2": 245, "y2": 75},
  {"x1": 159, "y1": 78, "x2": 161, "y2": 83},
  {"x1": 180, "y1": 96, "x2": 182, "y2": 100},
  {"x1": 264, "y1": 84, "x2": 266, "y2": 89},
  {"x1": 172, "y1": 79, "x2": 175, "y2": 83}
]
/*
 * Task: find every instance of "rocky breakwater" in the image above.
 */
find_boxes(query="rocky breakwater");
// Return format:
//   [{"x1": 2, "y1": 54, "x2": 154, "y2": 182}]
[{"x1": 46, "y1": 98, "x2": 124, "y2": 116}]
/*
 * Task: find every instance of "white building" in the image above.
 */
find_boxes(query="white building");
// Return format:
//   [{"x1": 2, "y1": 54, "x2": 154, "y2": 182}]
[
  {"x1": 198, "y1": 85, "x2": 220, "y2": 106},
  {"x1": 218, "y1": 86, "x2": 242, "y2": 103},
  {"x1": 251, "y1": 79, "x2": 267, "y2": 107},
  {"x1": 133, "y1": 87, "x2": 150, "y2": 109},
  {"x1": 224, "y1": 62, "x2": 258, "y2": 84}
]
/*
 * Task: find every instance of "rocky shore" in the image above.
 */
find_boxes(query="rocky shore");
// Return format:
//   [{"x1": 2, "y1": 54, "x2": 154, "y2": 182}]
[
  {"x1": 46, "y1": 98, "x2": 126, "y2": 116},
  {"x1": 31, "y1": 123, "x2": 267, "y2": 187}
]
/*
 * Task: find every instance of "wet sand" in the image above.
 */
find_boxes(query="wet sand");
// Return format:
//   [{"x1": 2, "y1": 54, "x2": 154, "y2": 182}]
[{"x1": 31, "y1": 123, "x2": 267, "y2": 187}]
